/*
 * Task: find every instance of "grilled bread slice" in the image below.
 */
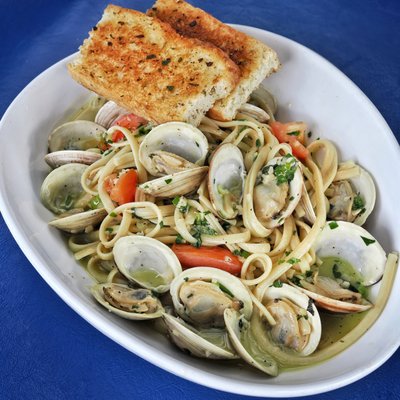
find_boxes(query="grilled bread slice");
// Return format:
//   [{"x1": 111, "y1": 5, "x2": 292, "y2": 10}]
[
  {"x1": 68, "y1": 5, "x2": 240, "y2": 126},
  {"x1": 148, "y1": 0, "x2": 280, "y2": 121}
]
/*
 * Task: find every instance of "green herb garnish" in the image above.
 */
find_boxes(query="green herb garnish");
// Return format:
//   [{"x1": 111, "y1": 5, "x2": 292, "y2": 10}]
[
  {"x1": 175, "y1": 234, "x2": 184, "y2": 244},
  {"x1": 217, "y1": 283, "x2": 234, "y2": 297},
  {"x1": 361, "y1": 236, "x2": 376, "y2": 246},
  {"x1": 287, "y1": 131, "x2": 300, "y2": 136},
  {"x1": 272, "y1": 280, "x2": 283, "y2": 288},
  {"x1": 352, "y1": 194, "x2": 365, "y2": 211},
  {"x1": 109, "y1": 211, "x2": 117, "y2": 217},
  {"x1": 288, "y1": 257, "x2": 301, "y2": 265},
  {"x1": 172, "y1": 196, "x2": 180, "y2": 206},
  {"x1": 273, "y1": 154, "x2": 297, "y2": 185},
  {"x1": 88, "y1": 195, "x2": 102, "y2": 210},
  {"x1": 165, "y1": 178, "x2": 172, "y2": 184},
  {"x1": 255, "y1": 139, "x2": 261, "y2": 147},
  {"x1": 329, "y1": 221, "x2": 339, "y2": 229}
]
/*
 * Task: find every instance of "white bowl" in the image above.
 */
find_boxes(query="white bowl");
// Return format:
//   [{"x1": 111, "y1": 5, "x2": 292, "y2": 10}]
[{"x1": 0, "y1": 25, "x2": 399, "y2": 397}]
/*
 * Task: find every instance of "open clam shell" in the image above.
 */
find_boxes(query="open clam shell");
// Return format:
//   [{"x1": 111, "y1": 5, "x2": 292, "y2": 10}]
[
  {"x1": 40, "y1": 163, "x2": 88, "y2": 214},
  {"x1": 314, "y1": 221, "x2": 386, "y2": 287},
  {"x1": 139, "y1": 166, "x2": 209, "y2": 198},
  {"x1": 48, "y1": 120, "x2": 106, "y2": 152},
  {"x1": 94, "y1": 101, "x2": 130, "y2": 128},
  {"x1": 91, "y1": 283, "x2": 164, "y2": 320},
  {"x1": 139, "y1": 122, "x2": 208, "y2": 177},
  {"x1": 327, "y1": 166, "x2": 376, "y2": 226},
  {"x1": 260, "y1": 283, "x2": 321, "y2": 356},
  {"x1": 113, "y1": 236, "x2": 182, "y2": 293},
  {"x1": 208, "y1": 143, "x2": 245, "y2": 219},
  {"x1": 224, "y1": 308, "x2": 279, "y2": 376},
  {"x1": 49, "y1": 208, "x2": 107, "y2": 233},
  {"x1": 238, "y1": 103, "x2": 270, "y2": 122},
  {"x1": 44, "y1": 150, "x2": 101, "y2": 168},
  {"x1": 254, "y1": 155, "x2": 303, "y2": 228},
  {"x1": 170, "y1": 267, "x2": 253, "y2": 329},
  {"x1": 248, "y1": 85, "x2": 277, "y2": 120},
  {"x1": 163, "y1": 313, "x2": 238, "y2": 359}
]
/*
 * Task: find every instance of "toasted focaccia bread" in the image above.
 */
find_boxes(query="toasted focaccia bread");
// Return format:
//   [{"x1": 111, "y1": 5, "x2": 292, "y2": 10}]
[
  {"x1": 148, "y1": 0, "x2": 280, "y2": 121},
  {"x1": 68, "y1": 4, "x2": 240, "y2": 126}
]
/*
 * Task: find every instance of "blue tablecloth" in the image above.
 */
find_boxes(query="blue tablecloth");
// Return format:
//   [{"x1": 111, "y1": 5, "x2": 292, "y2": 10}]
[{"x1": 1, "y1": 0, "x2": 399, "y2": 399}]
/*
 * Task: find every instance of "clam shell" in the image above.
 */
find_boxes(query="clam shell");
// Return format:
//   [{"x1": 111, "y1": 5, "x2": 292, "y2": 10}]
[
  {"x1": 163, "y1": 313, "x2": 238, "y2": 359},
  {"x1": 254, "y1": 155, "x2": 303, "y2": 228},
  {"x1": 49, "y1": 208, "x2": 107, "y2": 233},
  {"x1": 238, "y1": 103, "x2": 270, "y2": 122},
  {"x1": 40, "y1": 163, "x2": 87, "y2": 214},
  {"x1": 208, "y1": 143, "x2": 245, "y2": 219},
  {"x1": 139, "y1": 122, "x2": 208, "y2": 177},
  {"x1": 139, "y1": 166, "x2": 208, "y2": 198},
  {"x1": 313, "y1": 221, "x2": 387, "y2": 286},
  {"x1": 170, "y1": 267, "x2": 253, "y2": 327},
  {"x1": 44, "y1": 150, "x2": 101, "y2": 168},
  {"x1": 113, "y1": 235, "x2": 182, "y2": 293},
  {"x1": 224, "y1": 308, "x2": 279, "y2": 376},
  {"x1": 91, "y1": 283, "x2": 164, "y2": 320},
  {"x1": 95, "y1": 101, "x2": 130, "y2": 128},
  {"x1": 48, "y1": 120, "x2": 105, "y2": 152}
]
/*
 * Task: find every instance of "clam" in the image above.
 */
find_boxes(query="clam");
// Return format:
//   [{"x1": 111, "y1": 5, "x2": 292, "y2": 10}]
[
  {"x1": 248, "y1": 86, "x2": 277, "y2": 120},
  {"x1": 254, "y1": 154, "x2": 303, "y2": 228},
  {"x1": 139, "y1": 166, "x2": 209, "y2": 198},
  {"x1": 225, "y1": 284, "x2": 321, "y2": 376},
  {"x1": 208, "y1": 143, "x2": 245, "y2": 219},
  {"x1": 113, "y1": 236, "x2": 182, "y2": 293},
  {"x1": 139, "y1": 122, "x2": 208, "y2": 177},
  {"x1": 291, "y1": 221, "x2": 387, "y2": 313},
  {"x1": 169, "y1": 267, "x2": 253, "y2": 328},
  {"x1": 68, "y1": 96, "x2": 107, "y2": 122},
  {"x1": 95, "y1": 101, "x2": 130, "y2": 128},
  {"x1": 165, "y1": 267, "x2": 252, "y2": 359},
  {"x1": 49, "y1": 208, "x2": 107, "y2": 233},
  {"x1": 163, "y1": 313, "x2": 238, "y2": 359},
  {"x1": 40, "y1": 163, "x2": 88, "y2": 214},
  {"x1": 48, "y1": 120, "x2": 106, "y2": 152},
  {"x1": 238, "y1": 103, "x2": 270, "y2": 122},
  {"x1": 314, "y1": 221, "x2": 386, "y2": 286},
  {"x1": 259, "y1": 284, "x2": 321, "y2": 356},
  {"x1": 44, "y1": 150, "x2": 101, "y2": 168},
  {"x1": 327, "y1": 167, "x2": 376, "y2": 226},
  {"x1": 224, "y1": 308, "x2": 278, "y2": 376},
  {"x1": 91, "y1": 283, "x2": 164, "y2": 320}
]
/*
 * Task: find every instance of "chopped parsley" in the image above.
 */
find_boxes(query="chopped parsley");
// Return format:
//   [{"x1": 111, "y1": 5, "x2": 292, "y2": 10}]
[
  {"x1": 233, "y1": 249, "x2": 250, "y2": 258},
  {"x1": 273, "y1": 154, "x2": 297, "y2": 185},
  {"x1": 306, "y1": 298, "x2": 315, "y2": 315},
  {"x1": 287, "y1": 130, "x2": 300, "y2": 136},
  {"x1": 329, "y1": 221, "x2": 339, "y2": 229},
  {"x1": 191, "y1": 212, "x2": 217, "y2": 247},
  {"x1": 272, "y1": 280, "x2": 283, "y2": 288},
  {"x1": 255, "y1": 139, "x2": 261, "y2": 147},
  {"x1": 175, "y1": 234, "x2": 184, "y2": 244},
  {"x1": 159, "y1": 220, "x2": 164, "y2": 228},
  {"x1": 288, "y1": 257, "x2": 301, "y2": 265},
  {"x1": 109, "y1": 211, "x2": 117, "y2": 217},
  {"x1": 162, "y1": 58, "x2": 171, "y2": 65},
  {"x1": 217, "y1": 282, "x2": 234, "y2": 297},
  {"x1": 137, "y1": 123, "x2": 153, "y2": 136},
  {"x1": 361, "y1": 236, "x2": 376, "y2": 246},
  {"x1": 172, "y1": 196, "x2": 180, "y2": 206},
  {"x1": 105, "y1": 227, "x2": 113, "y2": 234},
  {"x1": 166, "y1": 85, "x2": 174, "y2": 91},
  {"x1": 165, "y1": 178, "x2": 173, "y2": 184},
  {"x1": 352, "y1": 194, "x2": 365, "y2": 211},
  {"x1": 88, "y1": 195, "x2": 102, "y2": 210}
]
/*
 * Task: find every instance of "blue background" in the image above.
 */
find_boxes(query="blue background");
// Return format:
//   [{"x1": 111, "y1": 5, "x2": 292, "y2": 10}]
[{"x1": 1, "y1": 0, "x2": 399, "y2": 399}]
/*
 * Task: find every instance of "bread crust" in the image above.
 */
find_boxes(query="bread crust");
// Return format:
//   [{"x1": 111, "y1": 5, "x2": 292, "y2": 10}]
[
  {"x1": 148, "y1": 0, "x2": 280, "y2": 121},
  {"x1": 68, "y1": 4, "x2": 240, "y2": 126}
]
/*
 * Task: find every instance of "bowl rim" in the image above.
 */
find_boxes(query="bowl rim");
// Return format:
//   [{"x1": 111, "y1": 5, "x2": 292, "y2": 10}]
[{"x1": 0, "y1": 24, "x2": 399, "y2": 398}]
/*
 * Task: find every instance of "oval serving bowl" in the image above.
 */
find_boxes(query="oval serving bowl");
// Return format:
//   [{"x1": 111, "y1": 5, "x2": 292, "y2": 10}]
[{"x1": 0, "y1": 25, "x2": 399, "y2": 397}]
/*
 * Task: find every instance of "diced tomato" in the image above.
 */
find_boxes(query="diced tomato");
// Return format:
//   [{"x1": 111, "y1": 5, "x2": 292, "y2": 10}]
[
  {"x1": 269, "y1": 121, "x2": 309, "y2": 160},
  {"x1": 171, "y1": 244, "x2": 242, "y2": 276},
  {"x1": 104, "y1": 170, "x2": 137, "y2": 205},
  {"x1": 113, "y1": 113, "x2": 147, "y2": 130},
  {"x1": 111, "y1": 130, "x2": 125, "y2": 143}
]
